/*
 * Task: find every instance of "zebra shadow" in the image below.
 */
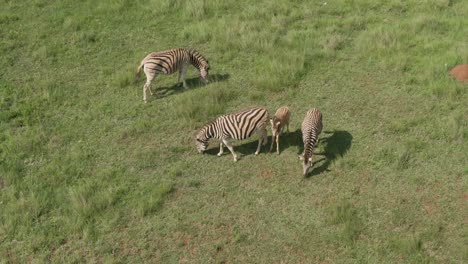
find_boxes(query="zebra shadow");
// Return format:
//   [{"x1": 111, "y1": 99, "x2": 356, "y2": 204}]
[
  {"x1": 203, "y1": 134, "x2": 281, "y2": 159},
  {"x1": 155, "y1": 73, "x2": 230, "y2": 99},
  {"x1": 204, "y1": 138, "x2": 271, "y2": 159},
  {"x1": 302, "y1": 130, "x2": 353, "y2": 178}
]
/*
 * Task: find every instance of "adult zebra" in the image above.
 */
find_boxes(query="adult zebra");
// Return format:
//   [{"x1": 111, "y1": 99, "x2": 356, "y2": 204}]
[
  {"x1": 136, "y1": 48, "x2": 210, "y2": 103},
  {"x1": 196, "y1": 107, "x2": 269, "y2": 161},
  {"x1": 300, "y1": 108, "x2": 323, "y2": 176}
]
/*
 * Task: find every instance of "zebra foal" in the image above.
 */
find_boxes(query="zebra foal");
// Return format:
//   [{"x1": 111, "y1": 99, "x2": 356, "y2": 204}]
[
  {"x1": 196, "y1": 107, "x2": 269, "y2": 161},
  {"x1": 135, "y1": 48, "x2": 210, "y2": 103},
  {"x1": 270, "y1": 106, "x2": 291, "y2": 154},
  {"x1": 300, "y1": 108, "x2": 323, "y2": 176}
]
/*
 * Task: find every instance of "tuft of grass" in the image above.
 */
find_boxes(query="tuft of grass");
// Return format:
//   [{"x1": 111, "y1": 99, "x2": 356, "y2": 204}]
[
  {"x1": 174, "y1": 86, "x2": 238, "y2": 126},
  {"x1": 390, "y1": 234, "x2": 425, "y2": 261},
  {"x1": 321, "y1": 34, "x2": 347, "y2": 52},
  {"x1": 136, "y1": 182, "x2": 174, "y2": 217},
  {"x1": 331, "y1": 200, "x2": 364, "y2": 244},
  {"x1": 397, "y1": 149, "x2": 412, "y2": 170}
]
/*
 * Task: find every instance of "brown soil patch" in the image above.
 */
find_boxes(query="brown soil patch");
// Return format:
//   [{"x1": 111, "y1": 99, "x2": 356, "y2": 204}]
[
  {"x1": 423, "y1": 201, "x2": 439, "y2": 216},
  {"x1": 260, "y1": 169, "x2": 274, "y2": 180},
  {"x1": 462, "y1": 193, "x2": 468, "y2": 201},
  {"x1": 449, "y1": 64, "x2": 468, "y2": 82}
]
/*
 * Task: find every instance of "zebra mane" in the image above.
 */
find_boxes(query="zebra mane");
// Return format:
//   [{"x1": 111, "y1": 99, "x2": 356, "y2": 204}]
[
  {"x1": 197, "y1": 117, "x2": 219, "y2": 140},
  {"x1": 187, "y1": 49, "x2": 209, "y2": 69},
  {"x1": 303, "y1": 149, "x2": 312, "y2": 164}
]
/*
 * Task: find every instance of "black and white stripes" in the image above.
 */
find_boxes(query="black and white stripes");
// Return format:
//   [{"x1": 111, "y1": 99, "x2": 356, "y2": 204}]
[
  {"x1": 300, "y1": 108, "x2": 323, "y2": 176},
  {"x1": 136, "y1": 48, "x2": 209, "y2": 103},
  {"x1": 196, "y1": 107, "x2": 269, "y2": 161}
]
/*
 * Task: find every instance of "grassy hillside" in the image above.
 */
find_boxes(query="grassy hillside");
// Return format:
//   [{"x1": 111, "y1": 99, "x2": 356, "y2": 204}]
[{"x1": 1, "y1": 0, "x2": 467, "y2": 262}]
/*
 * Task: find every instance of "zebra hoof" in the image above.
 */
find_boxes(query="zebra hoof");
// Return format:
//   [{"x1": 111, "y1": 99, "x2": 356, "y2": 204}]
[
  {"x1": 255, "y1": 151, "x2": 259, "y2": 156},
  {"x1": 233, "y1": 157, "x2": 238, "y2": 162},
  {"x1": 217, "y1": 153, "x2": 222, "y2": 157}
]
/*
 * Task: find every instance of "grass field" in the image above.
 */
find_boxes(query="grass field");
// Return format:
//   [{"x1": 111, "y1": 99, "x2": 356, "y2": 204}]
[{"x1": 1, "y1": 0, "x2": 467, "y2": 262}]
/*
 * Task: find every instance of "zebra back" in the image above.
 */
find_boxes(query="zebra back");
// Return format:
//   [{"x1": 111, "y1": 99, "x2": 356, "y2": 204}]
[
  {"x1": 272, "y1": 106, "x2": 290, "y2": 130},
  {"x1": 301, "y1": 108, "x2": 323, "y2": 162},
  {"x1": 197, "y1": 107, "x2": 269, "y2": 143},
  {"x1": 140, "y1": 48, "x2": 189, "y2": 75}
]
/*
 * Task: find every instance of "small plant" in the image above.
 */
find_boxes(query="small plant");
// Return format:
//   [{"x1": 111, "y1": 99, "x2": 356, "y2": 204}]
[
  {"x1": 332, "y1": 200, "x2": 363, "y2": 243},
  {"x1": 397, "y1": 149, "x2": 412, "y2": 170}
]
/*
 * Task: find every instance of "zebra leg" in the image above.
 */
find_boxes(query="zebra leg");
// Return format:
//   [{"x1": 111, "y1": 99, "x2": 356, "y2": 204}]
[
  {"x1": 178, "y1": 68, "x2": 183, "y2": 87},
  {"x1": 255, "y1": 128, "x2": 267, "y2": 155},
  {"x1": 148, "y1": 83, "x2": 154, "y2": 95},
  {"x1": 143, "y1": 68, "x2": 155, "y2": 102},
  {"x1": 262, "y1": 129, "x2": 268, "y2": 146},
  {"x1": 276, "y1": 135, "x2": 280, "y2": 155},
  {"x1": 146, "y1": 75, "x2": 154, "y2": 96},
  {"x1": 181, "y1": 65, "x2": 188, "y2": 89},
  {"x1": 217, "y1": 142, "x2": 224, "y2": 156},
  {"x1": 143, "y1": 82, "x2": 149, "y2": 103},
  {"x1": 222, "y1": 139, "x2": 238, "y2": 161},
  {"x1": 270, "y1": 135, "x2": 275, "y2": 152}
]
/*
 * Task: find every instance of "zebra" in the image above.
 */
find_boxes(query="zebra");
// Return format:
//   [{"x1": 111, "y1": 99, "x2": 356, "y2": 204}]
[
  {"x1": 270, "y1": 106, "x2": 291, "y2": 154},
  {"x1": 300, "y1": 108, "x2": 323, "y2": 176},
  {"x1": 196, "y1": 107, "x2": 269, "y2": 161},
  {"x1": 135, "y1": 48, "x2": 210, "y2": 103}
]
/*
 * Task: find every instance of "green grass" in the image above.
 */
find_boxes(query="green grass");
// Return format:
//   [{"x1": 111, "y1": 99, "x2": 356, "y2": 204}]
[{"x1": 1, "y1": 0, "x2": 467, "y2": 262}]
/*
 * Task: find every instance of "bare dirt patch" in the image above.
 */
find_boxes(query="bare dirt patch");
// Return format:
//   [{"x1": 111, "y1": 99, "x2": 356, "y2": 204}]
[
  {"x1": 449, "y1": 64, "x2": 468, "y2": 82},
  {"x1": 260, "y1": 169, "x2": 274, "y2": 180}
]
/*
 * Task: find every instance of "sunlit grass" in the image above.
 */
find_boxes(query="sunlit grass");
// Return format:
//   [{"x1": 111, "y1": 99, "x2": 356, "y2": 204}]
[{"x1": 0, "y1": 0, "x2": 467, "y2": 262}]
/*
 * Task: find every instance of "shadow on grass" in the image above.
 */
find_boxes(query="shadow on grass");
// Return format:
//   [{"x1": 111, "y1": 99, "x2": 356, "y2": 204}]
[
  {"x1": 203, "y1": 136, "x2": 270, "y2": 160},
  {"x1": 305, "y1": 130, "x2": 353, "y2": 178},
  {"x1": 152, "y1": 73, "x2": 230, "y2": 100},
  {"x1": 200, "y1": 130, "x2": 352, "y2": 170}
]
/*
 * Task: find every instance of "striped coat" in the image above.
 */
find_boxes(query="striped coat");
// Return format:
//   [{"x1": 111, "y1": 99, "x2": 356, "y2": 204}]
[
  {"x1": 301, "y1": 108, "x2": 323, "y2": 176},
  {"x1": 136, "y1": 48, "x2": 209, "y2": 103},
  {"x1": 196, "y1": 107, "x2": 269, "y2": 161}
]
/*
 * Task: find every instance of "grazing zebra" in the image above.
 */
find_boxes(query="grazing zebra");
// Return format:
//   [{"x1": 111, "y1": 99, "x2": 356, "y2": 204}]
[
  {"x1": 270, "y1": 106, "x2": 291, "y2": 154},
  {"x1": 300, "y1": 108, "x2": 323, "y2": 176},
  {"x1": 196, "y1": 107, "x2": 269, "y2": 161},
  {"x1": 135, "y1": 48, "x2": 210, "y2": 103}
]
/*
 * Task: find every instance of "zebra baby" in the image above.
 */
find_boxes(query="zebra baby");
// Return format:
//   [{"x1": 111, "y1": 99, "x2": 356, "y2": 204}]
[
  {"x1": 270, "y1": 106, "x2": 291, "y2": 154},
  {"x1": 136, "y1": 48, "x2": 210, "y2": 103},
  {"x1": 196, "y1": 107, "x2": 269, "y2": 161},
  {"x1": 300, "y1": 108, "x2": 323, "y2": 176}
]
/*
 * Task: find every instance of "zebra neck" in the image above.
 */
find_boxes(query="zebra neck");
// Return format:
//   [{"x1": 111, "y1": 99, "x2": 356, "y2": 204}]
[
  {"x1": 304, "y1": 132, "x2": 317, "y2": 161},
  {"x1": 189, "y1": 52, "x2": 204, "y2": 69},
  {"x1": 205, "y1": 123, "x2": 220, "y2": 140},
  {"x1": 303, "y1": 145, "x2": 314, "y2": 161}
]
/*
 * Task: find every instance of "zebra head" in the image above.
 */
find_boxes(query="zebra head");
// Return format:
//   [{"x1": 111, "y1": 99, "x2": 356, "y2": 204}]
[
  {"x1": 188, "y1": 49, "x2": 209, "y2": 84},
  {"x1": 270, "y1": 118, "x2": 281, "y2": 138},
  {"x1": 300, "y1": 155, "x2": 313, "y2": 176},
  {"x1": 199, "y1": 62, "x2": 209, "y2": 84},
  {"x1": 195, "y1": 138, "x2": 208, "y2": 154}
]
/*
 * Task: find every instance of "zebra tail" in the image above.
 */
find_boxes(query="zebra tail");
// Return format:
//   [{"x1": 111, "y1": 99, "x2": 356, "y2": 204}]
[{"x1": 135, "y1": 63, "x2": 143, "y2": 79}]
